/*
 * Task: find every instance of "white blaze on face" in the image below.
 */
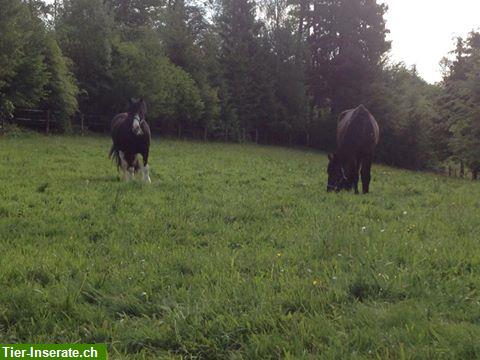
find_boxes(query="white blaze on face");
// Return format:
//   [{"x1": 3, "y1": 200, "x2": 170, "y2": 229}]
[{"x1": 132, "y1": 114, "x2": 143, "y2": 136}]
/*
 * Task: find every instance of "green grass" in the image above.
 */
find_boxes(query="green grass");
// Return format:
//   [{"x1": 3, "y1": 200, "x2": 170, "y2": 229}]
[{"x1": 1, "y1": 135, "x2": 480, "y2": 359}]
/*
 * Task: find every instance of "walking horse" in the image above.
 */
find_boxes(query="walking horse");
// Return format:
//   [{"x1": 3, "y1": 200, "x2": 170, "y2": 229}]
[{"x1": 109, "y1": 98, "x2": 151, "y2": 183}]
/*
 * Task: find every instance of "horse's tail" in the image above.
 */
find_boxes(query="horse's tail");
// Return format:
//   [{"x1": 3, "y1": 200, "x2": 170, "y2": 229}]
[{"x1": 109, "y1": 145, "x2": 121, "y2": 169}]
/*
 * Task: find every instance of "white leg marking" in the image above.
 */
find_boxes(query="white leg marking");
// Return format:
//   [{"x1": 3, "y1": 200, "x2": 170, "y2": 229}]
[
  {"x1": 119, "y1": 151, "x2": 129, "y2": 181},
  {"x1": 142, "y1": 164, "x2": 151, "y2": 183},
  {"x1": 127, "y1": 166, "x2": 135, "y2": 181},
  {"x1": 118, "y1": 151, "x2": 131, "y2": 181}
]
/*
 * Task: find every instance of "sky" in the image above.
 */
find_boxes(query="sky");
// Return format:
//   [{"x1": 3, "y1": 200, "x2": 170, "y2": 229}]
[{"x1": 381, "y1": 0, "x2": 480, "y2": 83}]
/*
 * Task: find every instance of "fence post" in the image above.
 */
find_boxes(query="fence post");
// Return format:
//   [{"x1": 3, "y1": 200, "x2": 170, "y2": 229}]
[
  {"x1": 46, "y1": 110, "x2": 50, "y2": 134},
  {"x1": 81, "y1": 113, "x2": 85, "y2": 136}
]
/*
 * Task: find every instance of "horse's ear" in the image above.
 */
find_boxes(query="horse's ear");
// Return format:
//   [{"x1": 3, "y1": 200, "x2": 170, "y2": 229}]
[{"x1": 328, "y1": 153, "x2": 334, "y2": 161}]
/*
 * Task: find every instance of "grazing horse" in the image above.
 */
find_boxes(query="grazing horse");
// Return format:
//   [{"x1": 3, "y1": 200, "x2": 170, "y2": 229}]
[
  {"x1": 109, "y1": 98, "x2": 151, "y2": 183},
  {"x1": 327, "y1": 104, "x2": 379, "y2": 194}
]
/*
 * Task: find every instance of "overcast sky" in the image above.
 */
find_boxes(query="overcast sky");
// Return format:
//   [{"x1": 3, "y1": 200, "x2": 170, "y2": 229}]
[{"x1": 382, "y1": 0, "x2": 480, "y2": 83}]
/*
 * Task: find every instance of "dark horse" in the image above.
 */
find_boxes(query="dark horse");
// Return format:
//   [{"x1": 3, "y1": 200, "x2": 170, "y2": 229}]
[
  {"x1": 327, "y1": 104, "x2": 379, "y2": 194},
  {"x1": 109, "y1": 98, "x2": 151, "y2": 182}
]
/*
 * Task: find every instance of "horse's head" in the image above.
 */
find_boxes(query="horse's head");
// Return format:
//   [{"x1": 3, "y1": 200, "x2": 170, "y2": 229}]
[
  {"x1": 327, "y1": 153, "x2": 350, "y2": 192},
  {"x1": 128, "y1": 98, "x2": 147, "y2": 136}
]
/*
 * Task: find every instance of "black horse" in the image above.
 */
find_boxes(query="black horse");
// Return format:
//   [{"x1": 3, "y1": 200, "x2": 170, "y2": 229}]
[
  {"x1": 109, "y1": 98, "x2": 151, "y2": 182},
  {"x1": 327, "y1": 104, "x2": 379, "y2": 194}
]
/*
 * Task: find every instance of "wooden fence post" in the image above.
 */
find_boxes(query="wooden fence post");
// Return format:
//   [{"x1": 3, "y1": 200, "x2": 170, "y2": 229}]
[
  {"x1": 81, "y1": 113, "x2": 85, "y2": 136},
  {"x1": 46, "y1": 110, "x2": 50, "y2": 134}
]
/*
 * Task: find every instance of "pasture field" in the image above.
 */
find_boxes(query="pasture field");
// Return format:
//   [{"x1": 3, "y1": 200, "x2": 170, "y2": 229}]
[{"x1": 1, "y1": 134, "x2": 480, "y2": 359}]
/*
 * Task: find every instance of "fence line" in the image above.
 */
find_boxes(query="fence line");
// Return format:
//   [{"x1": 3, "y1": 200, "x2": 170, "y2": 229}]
[
  {"x1": 2, "y1": 109, "x2": 111, "y2": 134},
  {"x1": 12, "y1": 109, "x2": 52, "y2": 134},
  {"x1": 7, "y1": 109, "x2": 160, "y2": 135}
]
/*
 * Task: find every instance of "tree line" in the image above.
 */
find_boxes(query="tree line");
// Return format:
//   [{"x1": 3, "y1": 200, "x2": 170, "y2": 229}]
[{"x1": 0, "y1": 0, "x2": 479, "y2": 177}]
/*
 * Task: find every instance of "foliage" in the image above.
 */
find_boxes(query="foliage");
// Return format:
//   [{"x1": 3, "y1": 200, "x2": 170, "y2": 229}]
[
  {"x1": 0, "y1": 0, "x2": 78, "y2": 129},
  {"x1": 0, "y1": 0, "x2": 48, "y2": 113},
  {"x1": 369, "y1": 64, "x2": 438, "y2": 169},
  {"x1": 216, "y1": 0, "x2": 264, "y2": 140},
  {"x1": 42, "y1": 34, "x2": 79, "y2": 131},
  {"x1": 109, "y1": 35, "x2": 204, "y2": 131},
  {"x1": 439, "y1": 32, "x2": 480, "y2": 178},
  {"x1": 306, "y1": 0, "x2": 391, "y2": 112},
  {"x1": 56, "y1": 0, "x2": 115, "y2": 114}
]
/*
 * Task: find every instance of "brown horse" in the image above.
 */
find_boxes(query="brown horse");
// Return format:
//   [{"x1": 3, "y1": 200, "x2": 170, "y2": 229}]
[
  {"x1": 109, "y1": 98, "x2": 151, "y2": 182},
  {"x1": 327, "y1": 104, "x2": 379, "y2": 194}
]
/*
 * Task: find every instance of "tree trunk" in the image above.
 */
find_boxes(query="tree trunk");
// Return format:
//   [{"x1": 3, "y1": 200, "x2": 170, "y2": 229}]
[
  {"x1": 178, "y1": 122, "x2": 182, "y2": 139},
  {"x1": 120, "y1": 0, "x2": 129, "y2": 21},
  {"x1": 203, "y1": 127, "x2": 208, "y2": 142},
  {"x1": 306, "y1": 132, "x2": 310, "y2": 147},
  {"x1": 53, "y1": 0, "x2": 58, "y2": 22},
  {"x1": 460, "y1": 161, "x2": 464, "y2": 178},
  {"x1": 472, "y1": 168, "x2": 478, "y2": 180},
  {"x1": 255, "y1": 129, "x2": 259, "y2": 144},
  {"x1": 298, "y1": 0, "x2": 306, "y2": 44}
]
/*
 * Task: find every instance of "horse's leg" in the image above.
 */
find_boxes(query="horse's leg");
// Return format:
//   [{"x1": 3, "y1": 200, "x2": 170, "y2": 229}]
[
  {"x1": 127, "y1": 165, "x2": 135, "y2": 181},
  {"x1": 361, "y1": 154, "x2": 373, "y2": 194},
  {"x1": 118, "y1": 151, "x2": 129, "y2": 181},
  {"x1": 126, "y1": 154, "x2": 136, "y2": 181},
  {"x1": 133, "y1": 156, "x2": 140, "y2": 173},
  {"x1": 141, "y1": 148, "x2": 151, "y2": 183},
  {"x1": 353, "y1": 158, "x2": 360, "y2": 194}
]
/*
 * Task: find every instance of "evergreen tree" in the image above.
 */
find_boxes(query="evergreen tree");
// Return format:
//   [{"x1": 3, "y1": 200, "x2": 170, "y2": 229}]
[
  {"x1": 307, "y1": 0, "x2": 390, "y2": 113},
  {"x1": 369, "y1": 64, "x2": 437, "y2": 169},
  {"x1": 56, "y1": 0, "x2": 114, "y2": 113},
  {"x1": 439, "y1": 32, "x2": 480, "y2": 179},
  {"x1": 106, "y1": 0, "x2": 161, "y2": 27},
  {"x1": 161, "y1": 0, "x2": 221, "y2": 138},
  {"x1": 217, "y1": 0, "x2": 263, "y2": 140},
  {"x1": 43, "y1": 33, "x2": 79, "y2": 130}
]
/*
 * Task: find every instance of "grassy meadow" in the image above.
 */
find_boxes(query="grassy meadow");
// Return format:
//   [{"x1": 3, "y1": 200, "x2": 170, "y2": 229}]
[{"x1": 1, "y1": 134, "x2": 480, "y2": 359}]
